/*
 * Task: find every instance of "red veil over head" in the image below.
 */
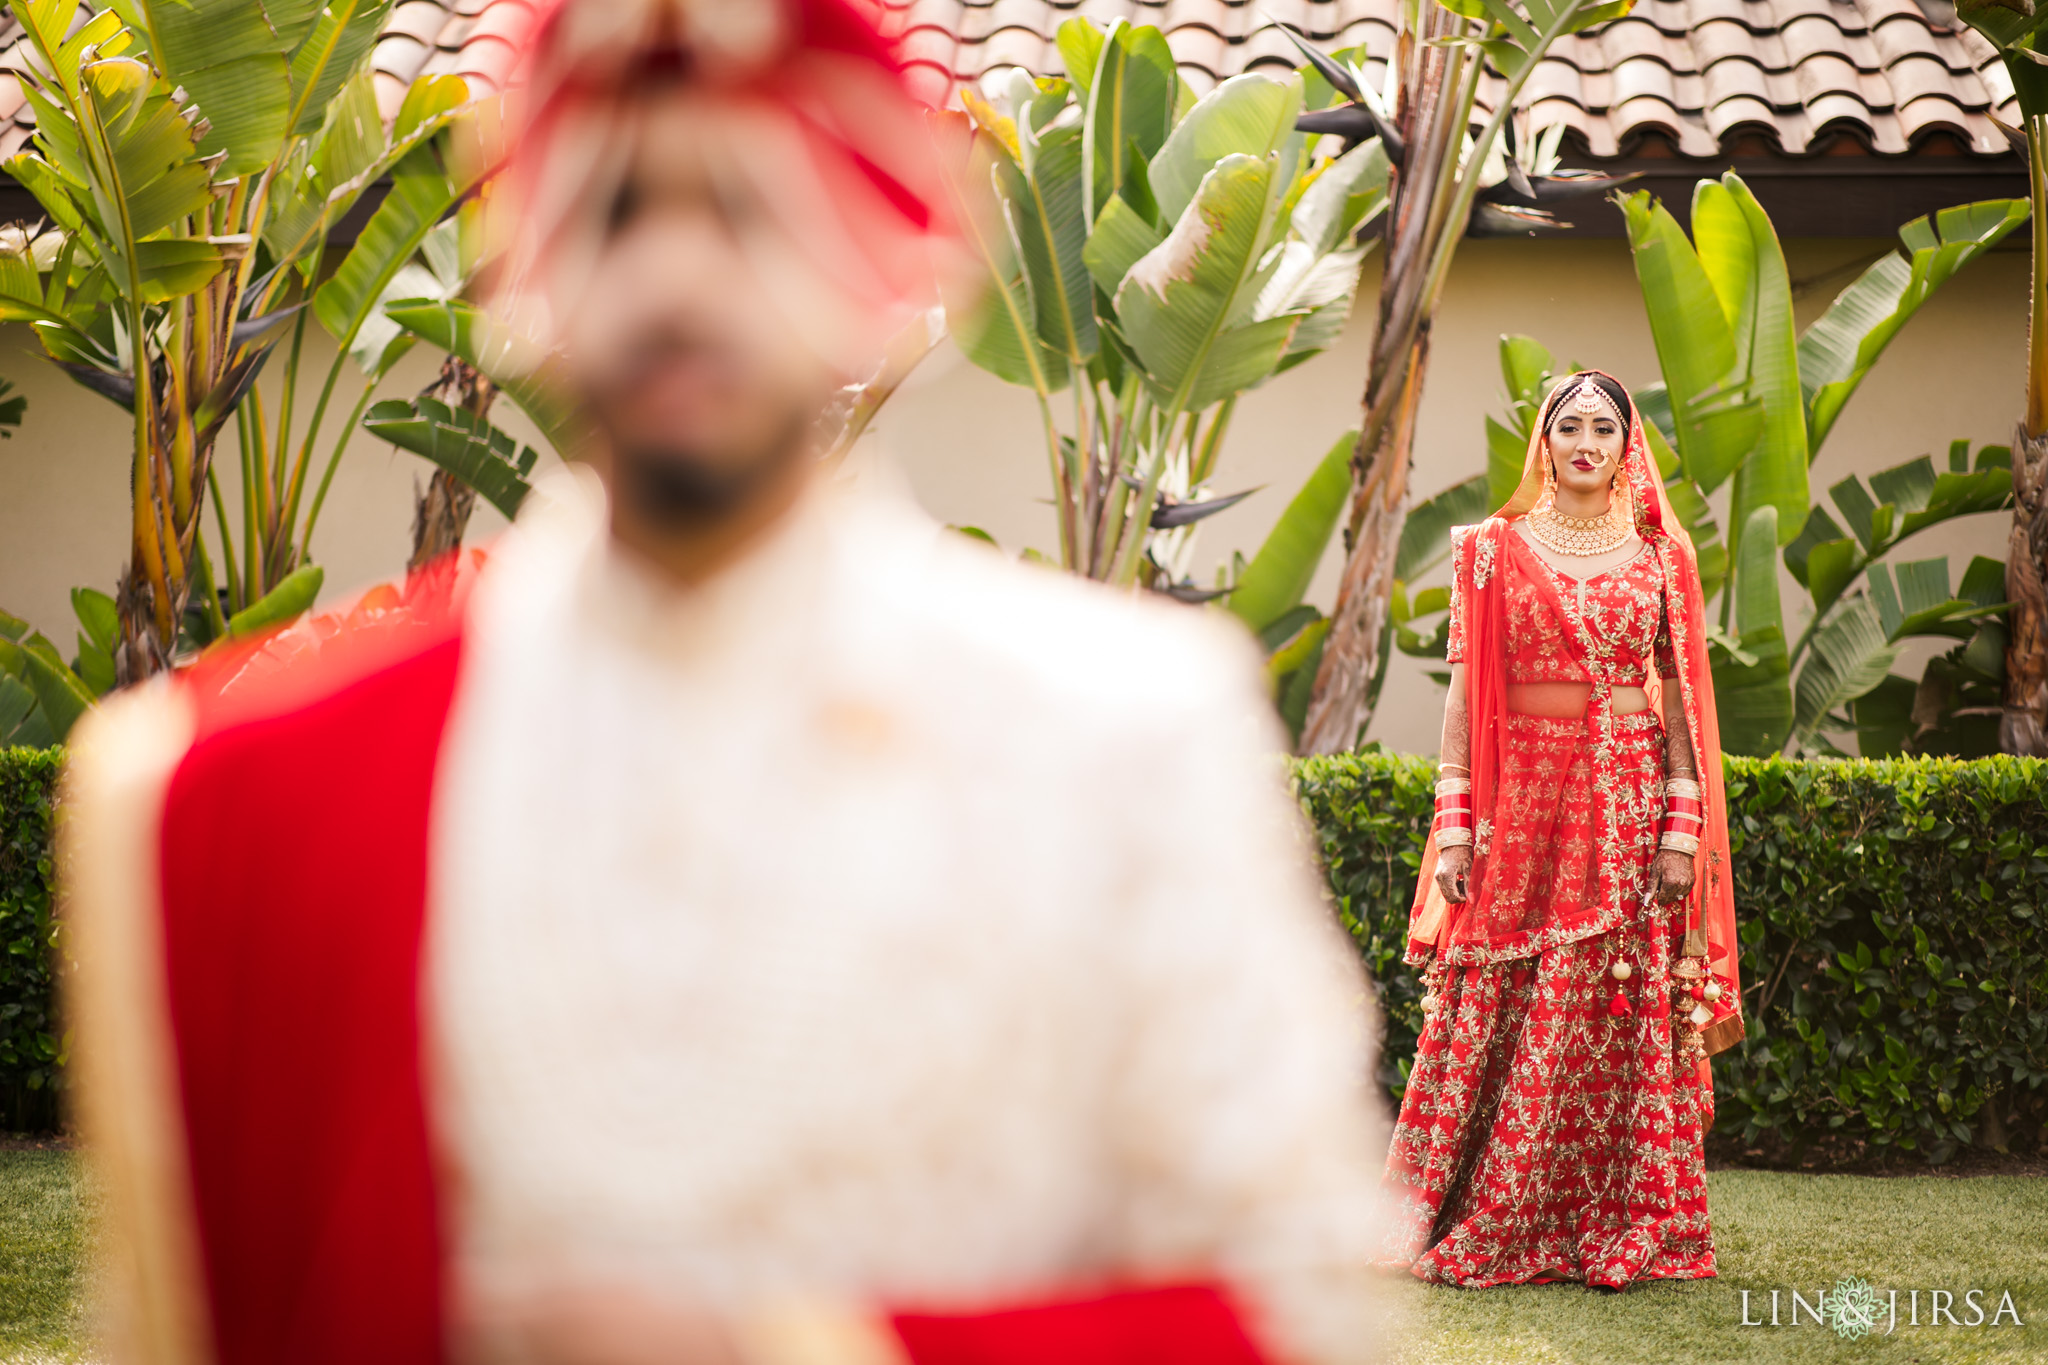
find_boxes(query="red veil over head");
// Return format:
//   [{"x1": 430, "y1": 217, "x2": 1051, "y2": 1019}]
[{"x1": 1407, "y1": 371, "x2": 1744, "y2": 1058}]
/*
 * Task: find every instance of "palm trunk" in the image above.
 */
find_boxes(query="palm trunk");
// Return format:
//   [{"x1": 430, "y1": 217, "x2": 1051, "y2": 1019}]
[
  {"x1": 1299, "y1": 334, "x2": 1435, "y2": 754},
  {"x1": 111, "y1": 265, "x2": 241, "y2": 684},
  {"x1": 113, "y1": 565, "x2": 170, "y2": 687},
  {"x1": 113, "y1": 397, "x2": 210, "y2": 684},
  {"x1": 2007, "y1": 424, "x2": 2048, "y2": 755},
  {"x1": 1298, "y1": 5, "x2": 1471, "y2": 755},
  {"x1": 408, "y1": 470, "x2": 478, "y2": 575},
  {"x1": 2004, "y1": 111, "x2": 2048, "y2": 756},
  {"x1": 407, "y1": 357, "x2": 497, "y2": 578}
]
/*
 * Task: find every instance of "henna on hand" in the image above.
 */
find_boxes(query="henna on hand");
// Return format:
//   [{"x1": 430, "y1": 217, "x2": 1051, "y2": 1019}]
[
  {"x1": 1650, "y1": 847, "x2": 1695, "y2": 904},
  {"x1": 1433, "y1": 665, "x2": 1476, "y2": 905},
  {"x1": 1441, "y1": 668, "x2": 1471, "y2": 773},
  {"x1": 1662, "y1": 678, "x2": 1697, "y2": 781},
  {"x1": 1654, "y1": 679, "x2": 1703, "y2": 905},
  {"x1": 1435, "y1": 844, "x2": 1474, "y2": 904}
]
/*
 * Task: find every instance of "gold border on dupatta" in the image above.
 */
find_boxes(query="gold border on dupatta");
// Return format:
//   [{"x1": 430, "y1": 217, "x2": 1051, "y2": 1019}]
[{"x1": 61, "y1": 685, "x2": 215, "y2": 1365}]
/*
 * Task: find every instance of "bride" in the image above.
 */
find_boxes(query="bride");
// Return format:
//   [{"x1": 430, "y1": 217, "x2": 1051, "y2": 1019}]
[{"x1": 1379, "y1": 370, "x2": 1744, "y2": 1290}]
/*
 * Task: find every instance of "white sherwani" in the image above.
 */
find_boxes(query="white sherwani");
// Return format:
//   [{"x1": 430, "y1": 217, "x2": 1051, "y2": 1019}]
[{"x1": 74, "y1": 468, "x2": 1396, "y2": 1365}]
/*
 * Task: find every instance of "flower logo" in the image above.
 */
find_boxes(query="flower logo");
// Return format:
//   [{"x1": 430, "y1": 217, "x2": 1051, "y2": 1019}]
[{"x1": 1828, "y1": 1276, "x2": 1883, "y2": 1340}]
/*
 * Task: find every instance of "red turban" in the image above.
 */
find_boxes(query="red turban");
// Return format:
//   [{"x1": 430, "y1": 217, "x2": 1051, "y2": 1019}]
[{"x1": 509, "y1": 0, "x2": 950, "y2": 349}]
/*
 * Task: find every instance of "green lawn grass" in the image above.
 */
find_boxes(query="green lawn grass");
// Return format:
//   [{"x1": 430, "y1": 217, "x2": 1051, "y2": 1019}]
[
  {"x1": 0, "y1": 1152, "x2": 95, "y2": 1365},
  {"x1": 1388, "y1": 1170, "x2": 2048, "y2": 1364},
  {"x1": 0, "y1": 1155, "x2": 2041, "y2": 1363}
]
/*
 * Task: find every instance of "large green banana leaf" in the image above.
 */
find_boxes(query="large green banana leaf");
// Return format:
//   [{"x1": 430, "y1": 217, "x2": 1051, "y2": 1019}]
[
  {"x1": 132, "y1": 238, "x2": 242, "y2": 303},
  {"x1": 313, "y1": 125, "x2": 483, "y2": 357},
  {"x1": 1118, "y1": 153, "x2": 1291, "y2": 414},
  {"x1": 365, "y1": 397, "x2": 540, "y2": 521},
  {"x1": 1957, "y1": 0, "x2": 2048, "y2": 47},
  {"x1": 0, "y1": 612, "x2": 49, "y2": 747},
  {"x1": 1397, "y1": 475, "x2": 1491, "y2": 583},
  {"x1": 1636, "y1": 414, "x2": 1727, "y2": 596},
  {"x1": 1787, "y1": 444, "x2": 2016, "y2": 618},
  {"x1": 1228, "y1": 427, "x2": 1356, "y2": 632},
  {"x1": 934, "y1": 109, "x2": 1070, "y2": 395},
  {"x1": 264, "y1": 72, "x2": 471, "y2": 269},
  {"x1": 0, "y1": 672, "x2": 52, "y2": 748},
  {"x1": 1792, "y1": 597, "x2": 1897, "y2": 739},
  {"x1": 1287, "y1": 138, "x2": 1390, "y2": 260},
  {"x1": 225, "y1": 563, "x2": 324, "y2": 639},
  {"x1": 1485, "y1": 334, "x2": 1559, "y2": 505},
  {"x1": 1695, "y1": 175, "x2": 1807, "y2": 551},
  {"x1": 1254, "y1": 138, "x2": 1387, "y2": 356},
  {"x1": 127, "y1": 0, "x2": 389, "y2": 177},
  {"x1": 13, "y1": 54, "x2": 228, "y2": 304},
  {"x1": 1797, "y1": 198, "x2": 2029, "y2": 455},
  {"x1": 1066, "y1": 17, "x2": 1175, "y2": 226},
  {"x1": 1868, "y1": 555, "x2": 2000, "y2": 640},
  {"x1": 1618, "y1": 189, "x2": 1762, "y2": 496},
  {"x1": 1147, "y1": 73, "x2": 1302, "y2": 227},
  {"x1": 1712, "y1": 505, "x2": 1794, "y2": 754},
  {"x1": 85, "y1": 64, "x2": 212, "y2": 239},
  {"x1": 1082, "y1": 196, "x2": 1164, "y2": 296},
  {"x1": 69, "y1": 587, "x2": 117, "y2": 696},
  {"x1": 1054, "y1": 14, "x2": 1105, "y2": 92},
  {"x1": 1009, "y1": 112, "x2": 1097, "y2": 364},
  {"x1": 282, "y1": 0, "x2": 391, "y2": 135},
  {"x1": 1791, "y1": 554, "x2": 2005, "y2": 741},
  {"x1": 0, "y1": 630, "x2": 93, "y2": 744},
  {"x1": 340, "y1": 200, "x2": 483, "y2": 381},
  {"x1": 381, "y1": 299, "x2": 583, "y2": 457},
  {"x1": 0, "y1": 233, "x2": 107, "y2": 358}
]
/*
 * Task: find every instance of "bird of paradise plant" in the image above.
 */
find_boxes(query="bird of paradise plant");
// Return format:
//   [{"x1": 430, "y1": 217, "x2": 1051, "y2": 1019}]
[
  {"x1": 0, "y1": 0, "x2": 481, "y2": 690},
  {"x1": 932, "y1": 16, "x2": 1390, "y2": 597}
]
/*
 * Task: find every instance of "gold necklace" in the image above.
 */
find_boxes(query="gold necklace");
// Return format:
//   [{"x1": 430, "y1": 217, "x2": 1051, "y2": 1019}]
[{"x1": 1527, "y1": 499, "x2": 1632, "y2": 556}]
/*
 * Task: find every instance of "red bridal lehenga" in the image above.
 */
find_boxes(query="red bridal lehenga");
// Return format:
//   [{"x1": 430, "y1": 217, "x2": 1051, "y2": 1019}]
[{"x1": 1380, "y1": 372, "x2": 1745, "y2": 1290}]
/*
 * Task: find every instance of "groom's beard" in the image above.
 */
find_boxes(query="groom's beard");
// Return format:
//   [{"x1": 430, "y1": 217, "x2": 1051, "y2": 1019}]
[{"x1": 609, "y1": 407, "x2": 813, "y2": 531}]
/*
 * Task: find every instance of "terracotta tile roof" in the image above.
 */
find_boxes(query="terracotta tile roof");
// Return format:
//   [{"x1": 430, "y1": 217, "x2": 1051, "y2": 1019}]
[
  {"x1": 0, "y1": 0, "x2": 543, "y2": 161},
  {"x1": 884, "y1": 0, "x2": 2019, "y2": 158},
  {"x1": 0, "y1": 0, "x2": 2014, "y2": 163}
]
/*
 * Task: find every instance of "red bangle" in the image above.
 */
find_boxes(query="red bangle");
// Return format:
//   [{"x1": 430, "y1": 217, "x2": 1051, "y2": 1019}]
[{"x1": 1659, "y1": 791, "x2": 1704, "y2": 840}]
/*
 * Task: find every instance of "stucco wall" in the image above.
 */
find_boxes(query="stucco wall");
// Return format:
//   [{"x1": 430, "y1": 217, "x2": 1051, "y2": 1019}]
[
  {"x1": 0, "y1": 235, "x2": 2029, "y2": 754},
  {"x1": 0, "y1": 330, "x2": 545, "y2": 654},
  {"x1": 874, "y1": 236, "x2": 2033, "y2": 752}
]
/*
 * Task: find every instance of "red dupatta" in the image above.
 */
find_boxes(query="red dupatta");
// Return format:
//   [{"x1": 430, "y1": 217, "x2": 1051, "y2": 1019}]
[{"x1": 1406, "y1": 372, "x2": 1744, "y2": 1057}]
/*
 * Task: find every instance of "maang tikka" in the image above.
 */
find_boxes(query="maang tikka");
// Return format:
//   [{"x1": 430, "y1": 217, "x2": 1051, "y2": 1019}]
[{"x1": 1567, "y1": 375, "x2": 1623, "y2": 426}]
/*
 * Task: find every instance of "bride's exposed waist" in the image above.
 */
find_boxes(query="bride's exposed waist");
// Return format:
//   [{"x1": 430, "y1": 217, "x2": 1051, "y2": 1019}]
[{"x1": 1504, "y1": 680, "x2": 1653, "y2": 717}]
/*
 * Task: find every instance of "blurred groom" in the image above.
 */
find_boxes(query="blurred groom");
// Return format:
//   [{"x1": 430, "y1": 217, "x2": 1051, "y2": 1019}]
[{"x1": 63, "y1": 2, "x2": 1394, "y2": 1363}]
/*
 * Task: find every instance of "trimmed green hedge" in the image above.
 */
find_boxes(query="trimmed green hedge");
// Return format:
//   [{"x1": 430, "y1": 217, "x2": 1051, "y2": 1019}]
[
  {"x1": 2, "y1": 743, "x2": 2043, "y2": 1159},
  {"x1": 1297, "y1": 749, "x2": 2048, "y2": 1165},
  {"x1": 0, "y1": 747, "x2": 61, "y2": 1132}
]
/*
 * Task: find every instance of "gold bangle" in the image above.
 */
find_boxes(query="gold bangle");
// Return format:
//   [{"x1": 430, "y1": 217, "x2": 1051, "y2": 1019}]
[
  {"x1": 1659, "y1": 831, "x2": 1701, "y2": 854},
  {"x1": 1435, "y1": 828, "x2": 1474, "y2": 849}
]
